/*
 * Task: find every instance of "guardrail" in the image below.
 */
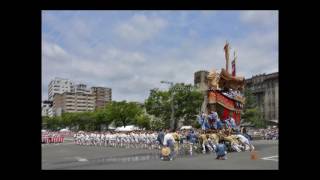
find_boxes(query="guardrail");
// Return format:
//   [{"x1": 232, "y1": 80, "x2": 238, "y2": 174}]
[{"x1": 41, "y1": 136, "x2": 64, "y2": 144}]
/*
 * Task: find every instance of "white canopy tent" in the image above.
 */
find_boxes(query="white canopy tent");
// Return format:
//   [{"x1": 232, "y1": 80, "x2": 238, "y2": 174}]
[
  {"x1": 269, "y1": 119, "x2": 278, "y2": 124},
  {"x1": 114, "y1": 125, "x2": 141, "y2": 132},
  {"x1": 60, "y1": 128, "x2": 70, "y2": 132},
  {"x1": 180, "y1": 126, "x2": 193, "y2": 130}
]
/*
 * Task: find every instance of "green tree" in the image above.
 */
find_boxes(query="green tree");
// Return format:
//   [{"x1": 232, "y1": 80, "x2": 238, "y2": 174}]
[
  {"x1": 42, "y1": 116, "x2": 50, "y2": 129},
  {"x1": 145, "y1": 83, "x2": 203, "y2": 130},
  {"x1": 242, "y1": 88, "x2": 265, "y2": 128},
  {"x1": 149, "y1": 116, "x2": 166, "y2": 130},
  {"x1": 170, "y1": 83, "x2": 203, "y2": 127},
  {"x1": 76, "y1": 112, "x2": 95, "y2": 131},
  {"x1": 61, "y1": 112, "x2": 76, "y2": 129},
  {"x1": 105, "y1": 101, "x2": 143, "y2": 128},
  {"x1": 145, "y1": 88, "x2": 173, "y2": 129},
  {"x1": 244, "y1": 88, "x2": 257, "y2": 109},
  {"x1": 94, "y1": 108, "x2": 113, "y2": 131},
  {"x1": 242, "y1": 107, "x2": 265, "y2": 127},
  {"x1": 58, "y1": 111, "x2": 109, "y2": 131},
  {"x1": 135, "y1": 114, "x2": 151, "y2": 130},
  {"x1": 46, "y1": 116, "x2": 62, "y2": 130}
]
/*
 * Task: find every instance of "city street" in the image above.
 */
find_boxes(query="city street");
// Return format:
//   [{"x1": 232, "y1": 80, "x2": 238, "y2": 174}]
[
  {"x1": 41, "y1": 11, "x2": 278, "y2": 170},
  {"x1": 42, "y1": 139, "x2": 278, "y2": 170}
]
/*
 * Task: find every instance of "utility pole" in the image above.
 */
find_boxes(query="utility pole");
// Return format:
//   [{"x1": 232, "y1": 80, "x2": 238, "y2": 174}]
[{"x1": 161, "y1": 81, "x2": 175, "y2": 130}]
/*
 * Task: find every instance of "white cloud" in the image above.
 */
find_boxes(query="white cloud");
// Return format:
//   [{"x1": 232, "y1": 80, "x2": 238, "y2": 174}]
[
  {"x1": 42, "y1": 31, "x2": 278, "y2": 102},
  {"x1": 200, "y1": 10, "x2": 218, "y2": 16},
  {"x1": 42, "y1": 11, "x2": 278, "y2": 102},
  {"x1": 115, "y1": 14, "x2": 168, "y2": 43},
  {"x1": 42, "y1": 40, "x2": 68, "y2": 59},
  {"x1": 240, "y1": 10, "x2": 278, "y2": 27},
  {"x1": 42, "y1": 39, "x2": 155, "y2": 102}
]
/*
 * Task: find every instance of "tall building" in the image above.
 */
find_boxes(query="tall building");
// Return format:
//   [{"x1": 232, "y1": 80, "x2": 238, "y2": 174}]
[
  {"x1": 42, "y1": 100, "x2": 53, "y2": 117},
  {"x1": 72, "y1": 84, "x2": 91, "y2": 94},
  {"x1": 91, "y1": 87, "x2": 112, "y2": 109},
  {"x1": 52, "y1": 92, "x2": 95, "y2": 116},
  {"x1": 47, "y1": 77, "x2": 113, "y2": 116},
  {"x1": 48, "y1": 78, "x2": 74, "y2": 101},
  {"x1": 194, "y1": 70, "x2": 209, "y2": 91},
  {"x1": 245, "y1": 72, "x2": 278, "y2": 123}
]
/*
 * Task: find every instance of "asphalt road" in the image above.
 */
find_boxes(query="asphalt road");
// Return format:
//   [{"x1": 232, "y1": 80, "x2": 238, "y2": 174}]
[{"x1": 42, "y1": 139, "x2": 278, "y2": 170}]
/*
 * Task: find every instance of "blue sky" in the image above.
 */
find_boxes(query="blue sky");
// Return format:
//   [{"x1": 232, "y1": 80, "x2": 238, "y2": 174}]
[{"x1": 42, "y1": 10, "x2": 278, "y2": 102}]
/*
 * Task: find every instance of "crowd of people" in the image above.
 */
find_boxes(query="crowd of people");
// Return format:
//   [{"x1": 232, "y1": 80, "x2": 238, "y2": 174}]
[
  {"x1": 42, "y1": 109, "x2": 277, "y2": 161},
  {"x1": 67, "y1": 110, "x2": 257, "y2": 161},
  {"x1": 256, "y1": 128, "x2": 278, "y2": 140},
  {"x1": 197, "y1": 111, "x2": 237, "y2": 131},
  {"x1": 221, "y1": 89, "x2": 244, "y2": 109},
  {"x1": 221, "y1": 89, "x2": 243, "y2": 100},
  {"x1": 41, "y1": 131, "x2": 67, "y2": 144},
  {"x1": 73, "y1": 131, "x2": 159, "y2": 149},
  {"x1": 71, "y1": 126, "x2": 254, "y2": 161}
]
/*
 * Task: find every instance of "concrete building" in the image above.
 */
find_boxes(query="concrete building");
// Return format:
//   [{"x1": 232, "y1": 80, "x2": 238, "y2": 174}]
[
  {"x1": 52, "y1": 92, "x2": 95, "y2": 116},
  {"x1": 91, "y1": 87, "x2": 112, "y2": 109},
  {"x1": 72, "y1": 84, "x2": 91, "y2": 94},
  {"x1": 245, "y1": 72, "x2": 278, "y2": 123},
  {"x1": 47, "y1": 77, "x2": 113, "y2": 115},
  {"x1": 48, "y1": 78, "x2": 74, "y2": 101},
  {"x1": 194, "y1": 70, "x2": 209, "y2": 91},
  {"x1": 42, "y1": 100, "x2": 53, "y2": 117}
]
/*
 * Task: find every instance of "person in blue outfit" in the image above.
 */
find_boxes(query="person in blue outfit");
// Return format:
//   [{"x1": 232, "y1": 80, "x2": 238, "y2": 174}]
[
  {"x1": 224, "y1": 119, "x2": 231, "y2": 129},
  {"x1": 198, "y1": 112, "x2": 208, "y2": 130},
  {"x1": 215, "y1": 118, "x2": 223, "y2": 130},
  {"x1": 215, "y1": 140, "x2": 227, "y2": 160},
  {"x1": 229, "y1": 115, "x2": 236, "y2": 130},
  {"x1": 208, "y1": 111, "x2": 219, "y2": 129},
  {"x1": 187, "y1": 129, "x2": 197, "y2": 156}
]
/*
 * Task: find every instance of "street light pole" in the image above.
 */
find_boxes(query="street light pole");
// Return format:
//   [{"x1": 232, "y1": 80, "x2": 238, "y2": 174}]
[
  {"x1": 161, "y1": 81, "x2": 175, "y2": 130},
  {"x1": 170, "y1": 90, "x2": 174, "y2": 130}
]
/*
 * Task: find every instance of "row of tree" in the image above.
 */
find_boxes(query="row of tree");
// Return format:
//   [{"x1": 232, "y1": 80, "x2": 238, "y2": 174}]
[
  {"x1": 42, "y1": 83, "x2": 265, "y2": 131},
  {"x1": 42, "y1": 101, "x2": 151, "y2": 131}
]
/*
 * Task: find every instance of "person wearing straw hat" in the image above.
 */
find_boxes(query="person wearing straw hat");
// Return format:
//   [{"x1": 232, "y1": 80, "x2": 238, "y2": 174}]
[{"x1": 162, "y1": 129, "x2": 176, "y2": 161}]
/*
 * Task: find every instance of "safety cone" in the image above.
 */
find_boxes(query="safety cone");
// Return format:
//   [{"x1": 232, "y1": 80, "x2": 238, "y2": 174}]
[{"x1": 251, "y1": 151, "x2": 257, "y2": 160}]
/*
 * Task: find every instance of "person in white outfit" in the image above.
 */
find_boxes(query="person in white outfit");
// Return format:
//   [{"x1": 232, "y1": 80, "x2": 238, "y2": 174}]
[
  {"x1": 163, "y1": 130, "x2": 176, "y2": 160},
  {"x1": 236, "y1": 134, "x2": 254, "y2": 151},
  {"x1": 85, "y1": 134, "x2": 90, "y2": 146},
  {"x1": 73, "y1": 133, "x2": 78, "y2": 144},
  {"x1": 100, "y1": 133, "x2": 105, "y2": 146}
]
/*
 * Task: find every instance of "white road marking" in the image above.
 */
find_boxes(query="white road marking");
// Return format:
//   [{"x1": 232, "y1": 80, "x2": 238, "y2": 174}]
[
  {"x1": 75, "y1": 157, "x2": 88, "y2": 162},
  {"x1": 261, "y1": 155, "x2": 278, "y2": 162},
  {"x1": 60, "y1": 142, "x2": 75, "y2": 145}
]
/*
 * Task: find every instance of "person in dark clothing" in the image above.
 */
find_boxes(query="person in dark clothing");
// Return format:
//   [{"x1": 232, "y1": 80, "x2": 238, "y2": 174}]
[
  {"x1": 240, "y1": 127, "x2": 252, "y2": 140},
  {"x1": 157, "y1": 129, "x2": 165, "y2": 146}
]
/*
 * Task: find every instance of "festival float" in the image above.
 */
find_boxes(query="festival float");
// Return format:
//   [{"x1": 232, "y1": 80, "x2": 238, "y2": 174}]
[{"x1": 203, "y1": 41, "x2": 245, "y2": 126}]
